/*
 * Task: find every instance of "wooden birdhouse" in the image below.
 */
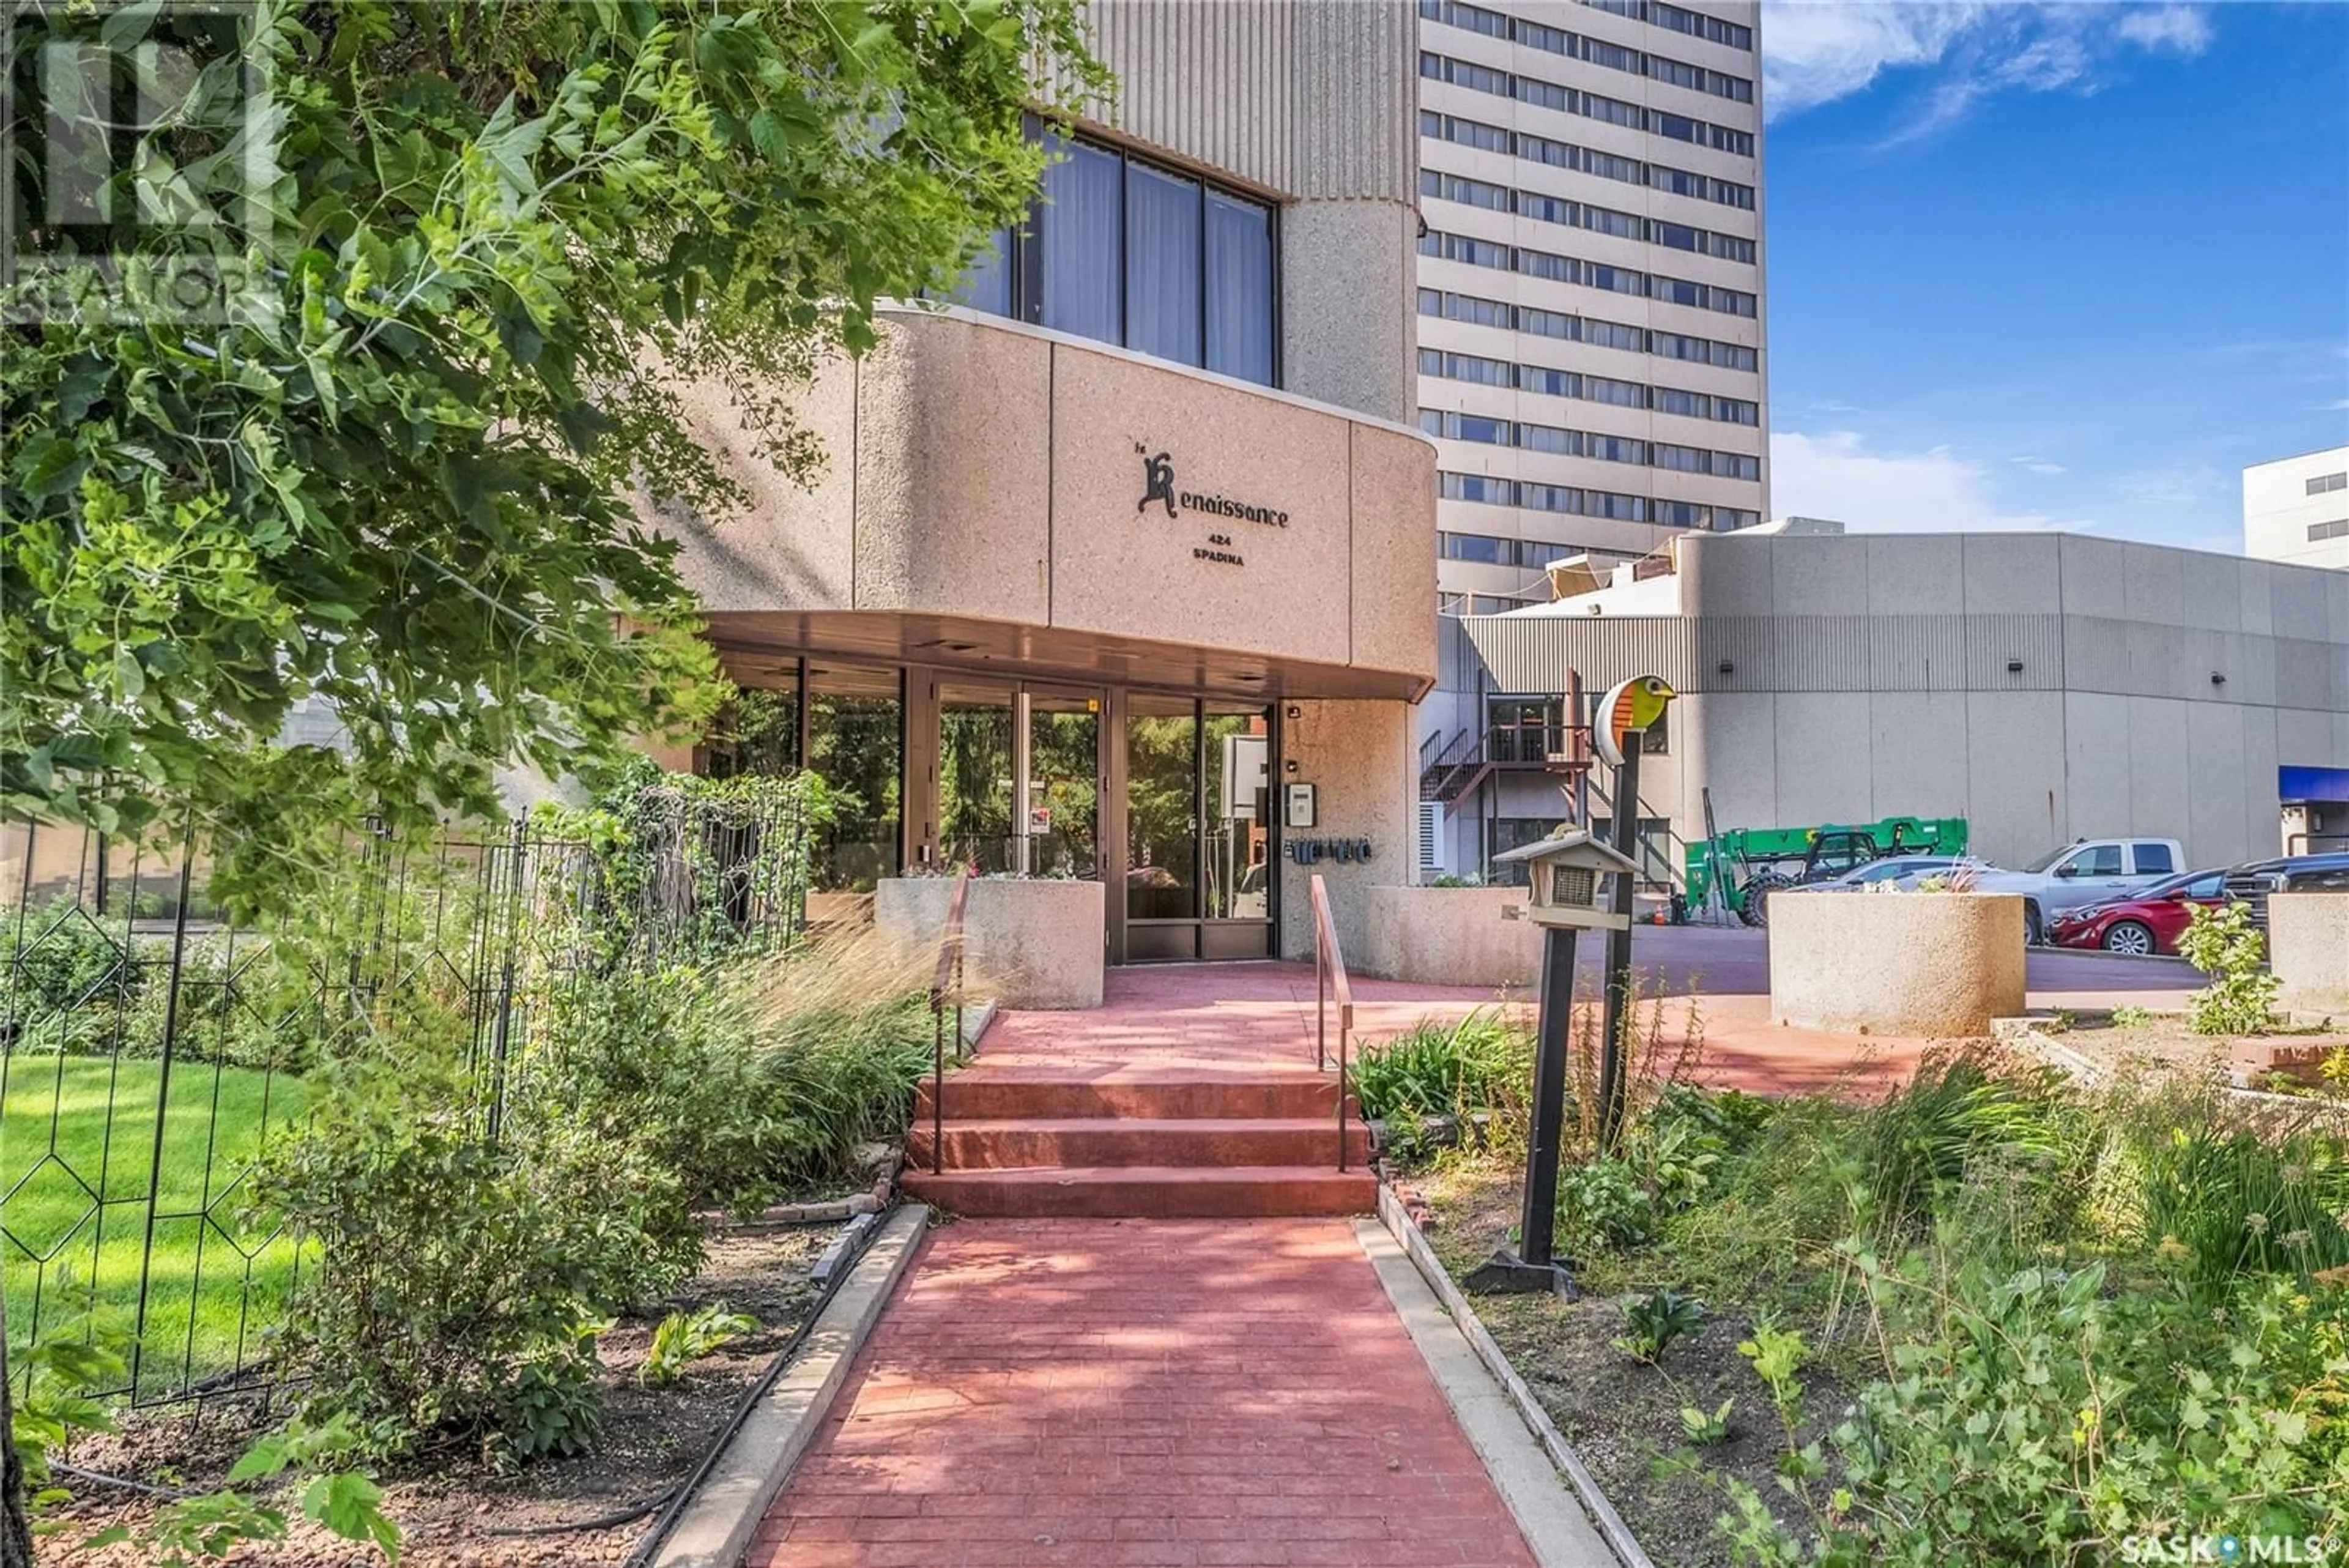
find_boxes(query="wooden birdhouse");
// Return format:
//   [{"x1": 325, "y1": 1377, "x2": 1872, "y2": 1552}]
[{"x1": 1494, "y1": 830, "x2": 1643, "y2": 932}]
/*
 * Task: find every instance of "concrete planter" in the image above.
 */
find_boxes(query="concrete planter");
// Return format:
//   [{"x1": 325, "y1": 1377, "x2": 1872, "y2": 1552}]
[
  {"x1": 874, "y1": 877, "x2": 1104, "y2": 1010},
  {"x1": 1769, "y1": 891, "x2": 2026, "y2": 1036},
  {"x1": 2269, "y1": 893, "x2": 2349, "y2": 1016},
  {"x1": 1360, "y1": 885, "x2": 1542, "y2": 989}
]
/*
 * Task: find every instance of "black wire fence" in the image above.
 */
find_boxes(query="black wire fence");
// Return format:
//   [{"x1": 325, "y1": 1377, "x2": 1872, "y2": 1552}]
[{"x1": 1, "y1": 789, "x2": 814, "y2": 1407}]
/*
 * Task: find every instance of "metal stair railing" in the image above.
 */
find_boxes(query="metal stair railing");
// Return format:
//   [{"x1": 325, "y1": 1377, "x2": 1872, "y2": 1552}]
[
  {"x1": 1309, "y1": 874, "x2": 1356, "y2": 1174},
  {"x1": 926, "y1": 872, "x2": 970, "y2": 1176}
]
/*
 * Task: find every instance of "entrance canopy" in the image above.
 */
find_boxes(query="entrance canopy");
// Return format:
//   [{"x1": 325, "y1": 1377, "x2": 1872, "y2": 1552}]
[{"x1": 706, "y1": 610, "x2": 1423, "y2": 703}]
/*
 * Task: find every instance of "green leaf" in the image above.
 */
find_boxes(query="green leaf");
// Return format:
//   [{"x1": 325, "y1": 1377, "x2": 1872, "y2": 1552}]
[{"x1": 226, "y1": 1432, "x2": 294, "y2": 1484}]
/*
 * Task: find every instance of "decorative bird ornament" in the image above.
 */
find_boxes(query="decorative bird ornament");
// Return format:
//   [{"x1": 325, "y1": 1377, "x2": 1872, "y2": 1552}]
[{"x1": 1590, "y1": 674, "x2": 1677, "y2": 767}]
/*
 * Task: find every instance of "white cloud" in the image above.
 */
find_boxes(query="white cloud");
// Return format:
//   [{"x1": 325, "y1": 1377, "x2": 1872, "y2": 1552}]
[
  {"x1": 1762, "y1": 2, "x2": 2216, "y2": 131},
  {"x1": 1771, "y1": 430, "x2": 2068, "y2": 532},
  {"x1": 2011, "y1": 455, "x2": 2068, "y2": 476},
  {"x1": 2115, "y1": 4, "x2": 2214, "y2": 53}
]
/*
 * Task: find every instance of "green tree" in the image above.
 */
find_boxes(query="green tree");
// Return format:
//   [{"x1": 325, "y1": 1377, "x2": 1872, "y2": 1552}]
[
  {"x1": 3, "y1": 0, "x2": 1104, "y2": 904},
  {"x1": 2, "y1": 0, "x2": 1104, "y2": 1538}
]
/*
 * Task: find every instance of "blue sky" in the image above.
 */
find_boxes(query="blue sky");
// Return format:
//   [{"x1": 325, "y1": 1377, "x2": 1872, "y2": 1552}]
[{"x1": 1761, "y1": 0, "x2": 2349, "y2": 552}]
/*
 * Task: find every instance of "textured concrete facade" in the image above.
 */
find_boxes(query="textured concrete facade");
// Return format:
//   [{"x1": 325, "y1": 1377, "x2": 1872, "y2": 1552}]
[
  {"x1": 664, "y1": 307, "x2": 1435, "y2": 696},
  {"x1": 1280, "y1": 700, "x2": 1420, "y2": 964},
  {"x1": 656, "y1": 6, "x2": 1434, "y2": 973},
  {"x1": 2268, "y1": 893, "x2": 2349, "y2": 1015},
  {"x1": 1768, "y1": 893, "x2": 2027, "y2": 1036},
  {"x1": 1458, "y1": 530, "x2": 2349, "y2": 876},
  {"x1": 876, "y1": 877, "x2": 1106, "y2": 1009},
  {"x1": 1360, "y1": 886, "x2": 1542, "y2": 987}
]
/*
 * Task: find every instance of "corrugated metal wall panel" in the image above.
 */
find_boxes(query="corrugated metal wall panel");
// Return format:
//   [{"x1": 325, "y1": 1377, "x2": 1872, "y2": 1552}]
[
  {"x1": 1962, "y1": 614, "x2": 2065, "y2": 689},
  {"x1": 1080, "y1": 0, "x2": 1411, "y2": 200},
  {"x1": 1868, "y1": 614, "x2": 1968, "y2": 691},
  {"x1": 1770, "y1": 615, "x2": 1871, "y2": 693}
]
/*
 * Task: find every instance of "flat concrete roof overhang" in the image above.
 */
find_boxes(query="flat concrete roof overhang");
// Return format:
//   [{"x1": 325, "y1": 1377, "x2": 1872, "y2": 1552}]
[
  {"x1": 705, "y1": 609, "x2": 1426, "y2": 702},
  {"x1": 653, "y1": 305, "x2": 1438, "y2": 701}
]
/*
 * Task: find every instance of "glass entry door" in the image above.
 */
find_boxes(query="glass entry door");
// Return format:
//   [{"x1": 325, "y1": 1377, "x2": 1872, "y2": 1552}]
[
  {"x1": 1023, "y1": 689, "x2": 1101, "y2": 879},
  {"x1": 1120, "y1": 696, "x2": 1274, "y2": 962}
]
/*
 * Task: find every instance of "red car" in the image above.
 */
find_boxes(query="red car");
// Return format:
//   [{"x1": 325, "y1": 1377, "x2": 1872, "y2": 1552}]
[{"x1": 2043, "y1": 869, "x2": 2228, "y2": 956}]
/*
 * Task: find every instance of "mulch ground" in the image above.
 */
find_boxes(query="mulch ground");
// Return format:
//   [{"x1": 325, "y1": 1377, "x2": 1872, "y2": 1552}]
[
  {"x1": 1412, "y1": 1159, "x2": 1849, "y2": 1568},
  {"x1": 40, "y1": 1224, "x2": 833, "y2": 1566},
  {"x1": 2035, "y1": 1009, "x2": 2349, "y2": 1093}
]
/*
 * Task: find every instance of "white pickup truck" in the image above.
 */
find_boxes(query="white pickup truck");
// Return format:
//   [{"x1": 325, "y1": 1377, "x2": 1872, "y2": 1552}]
[{"x1": 1970, "y1": 838, "x2": 2188, "y2": 945}]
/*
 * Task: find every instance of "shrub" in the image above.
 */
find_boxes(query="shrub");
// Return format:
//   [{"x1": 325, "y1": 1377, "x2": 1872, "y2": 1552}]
[
  {"x1": 1559, "y1": 1155, "x2": 1657, "y2": 1249},
  {"x1": 2176, "y1": 900, "x2": 2279, "y2": 1036},
  {"x1": 2132, "y1": 1111, "x2": 2349, "y2": 1286},
  {"x1": 1353, "y1": 1008, "x2": 1528, "y2": 1123},
  {"x1": 1857, "y1": 1048, "x2": 2082, "y2": 1243},
  {"x1": 740, "y1": 931, "x2": 938, "y2": 1182},
  {"x1": 0, "y1": 896, "x2": 136, "y2": 1017},
  {"x1": 256, "y1": 1036, "x2": 682, "y2": 1463}
]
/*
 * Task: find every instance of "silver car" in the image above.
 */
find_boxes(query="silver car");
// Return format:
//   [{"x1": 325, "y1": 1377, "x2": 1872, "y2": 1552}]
[{"x1": 1816, "y1": 856, "x2": 1972, "y2": 891}]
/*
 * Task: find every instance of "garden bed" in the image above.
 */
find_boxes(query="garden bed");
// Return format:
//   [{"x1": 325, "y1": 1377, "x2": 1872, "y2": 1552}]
[
  {"x1": 1412, "y1": 1159, "x2": 1846, "y2": 1567},
  {"x1": 41, "y1": 1222, "x2": 836, "y2": 1567},
  {"x1": 1360, "y1": 1003, "x2": 2349, "y2": 1564}
]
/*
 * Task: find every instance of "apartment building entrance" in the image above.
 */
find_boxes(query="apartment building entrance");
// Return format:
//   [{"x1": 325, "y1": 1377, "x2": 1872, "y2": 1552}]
[{"x1": 715, "y1": 658, "x2": 1278, "y2": 964}]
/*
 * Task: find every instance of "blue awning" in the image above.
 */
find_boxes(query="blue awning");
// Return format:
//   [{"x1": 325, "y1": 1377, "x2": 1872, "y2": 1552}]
[{"x1": 2280, "y1": 765, "x2": 2349, "y2": 804}]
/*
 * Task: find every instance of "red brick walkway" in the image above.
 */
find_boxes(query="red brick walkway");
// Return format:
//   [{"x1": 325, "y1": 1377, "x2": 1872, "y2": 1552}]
[{"x1": 749, "y1": 1219, "x2": 1537, "y2": 1568}]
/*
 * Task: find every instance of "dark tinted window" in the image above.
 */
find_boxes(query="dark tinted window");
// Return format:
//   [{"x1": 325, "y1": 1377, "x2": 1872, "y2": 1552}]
[{"x1": 2132, "y1": 842, "x2": 2174, "y2": 875}]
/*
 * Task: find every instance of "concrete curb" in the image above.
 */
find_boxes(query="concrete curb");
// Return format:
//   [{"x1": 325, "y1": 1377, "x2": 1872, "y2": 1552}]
[
  {"x1": 1354, "y1": 1217, "x2": 1616, "y2": 1568},
  {"x1": 1374, "y1": 1186, "x2": 1658, "y2": 1568},
  {"x1": 653, "y1": 1203, "x2": 929, "y2": 1568}
]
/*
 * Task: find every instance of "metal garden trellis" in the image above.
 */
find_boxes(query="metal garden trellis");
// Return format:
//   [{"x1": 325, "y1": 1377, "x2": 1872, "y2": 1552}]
[{"x1": 0, "y1": 789, "x2": 813, "y2": 1409}]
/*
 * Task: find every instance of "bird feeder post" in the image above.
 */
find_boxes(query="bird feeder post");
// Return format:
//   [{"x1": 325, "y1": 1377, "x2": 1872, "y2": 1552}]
[
  {"x1": 1597, "y1": 737, "x2": 1641, "y2": 1152},
  {"x1": 1466, "y1": 828, "x2": 1641, "y2": 1300}
]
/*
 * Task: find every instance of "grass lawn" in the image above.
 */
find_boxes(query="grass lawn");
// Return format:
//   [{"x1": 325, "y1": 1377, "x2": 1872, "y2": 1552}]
[{"x1": 3, "y1": 1053, "x2": 311, "y2": 1399}]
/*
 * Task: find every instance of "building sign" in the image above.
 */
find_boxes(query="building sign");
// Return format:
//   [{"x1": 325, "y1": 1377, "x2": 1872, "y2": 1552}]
[
  {"x1": 1135, "y1": 443, "x2": 1290, "y2": 567},
  {"x1": 1288, "y1": 837, "x2": 1373, "y2": 864}
]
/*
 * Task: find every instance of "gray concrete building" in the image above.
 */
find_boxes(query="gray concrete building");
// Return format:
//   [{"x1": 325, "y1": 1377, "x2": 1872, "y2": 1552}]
[
  {"x1": 2245, "y1": 445, "x2": 2349, "y2": 571},
  {"x1": 1444, "y1": 530, "x2": 2349, "y2": 883},
  {"x1": 650, "y1": 1, "x2": 1436, "y2": 965}
]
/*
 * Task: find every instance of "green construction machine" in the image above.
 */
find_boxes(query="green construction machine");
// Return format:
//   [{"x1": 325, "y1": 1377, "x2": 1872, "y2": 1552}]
[{"x1": 1684, "y1": 814, "x2": 1969, "y2": 927}]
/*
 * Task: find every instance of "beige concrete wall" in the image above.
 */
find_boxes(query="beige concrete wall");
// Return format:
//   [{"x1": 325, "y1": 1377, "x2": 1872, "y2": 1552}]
[
  {"x1": 1360, "y1": 886, "x2": 1540, "y2": 988},
  {"x1": 1279, "y1": 699, "x2": 1418, "y2": 964},
  {"x1": 655, "y1": 308, "x2": 1436, "y2": 694},
  {"x1": 1768, "y1": 892, "x2": 2027, "y2": 1036},
  {"x1": 2269, "y1": 893, "x2": 2349, "y2": 1015},
  {"x1": 1461, "y1": 530, "x2": 2349, "y2": 874},
  {"x1": 875, "y1": 877, "x2": 1105, "y2": 1009}
]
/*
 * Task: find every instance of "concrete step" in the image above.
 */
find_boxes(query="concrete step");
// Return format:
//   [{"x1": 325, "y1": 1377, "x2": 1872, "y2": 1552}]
[
  {"x1": 900, "y1": 1164, "x2": 1379, "y2": 1219},
  {"x1": 916, "y1": 1073, "x2": 1348, "y2": 1122},
  {"x1": 907, "y1": 1116, "x2": 1371, "y2": 1171}
]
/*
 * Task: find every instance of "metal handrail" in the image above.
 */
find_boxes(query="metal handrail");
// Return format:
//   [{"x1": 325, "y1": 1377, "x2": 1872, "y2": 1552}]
[
  {"x1": 1309, "y1": 874, "x2": 1355, "y2": 1173},
  {"x1": 928, "y1": 872, "x2": 970, "y2": 1176}
]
